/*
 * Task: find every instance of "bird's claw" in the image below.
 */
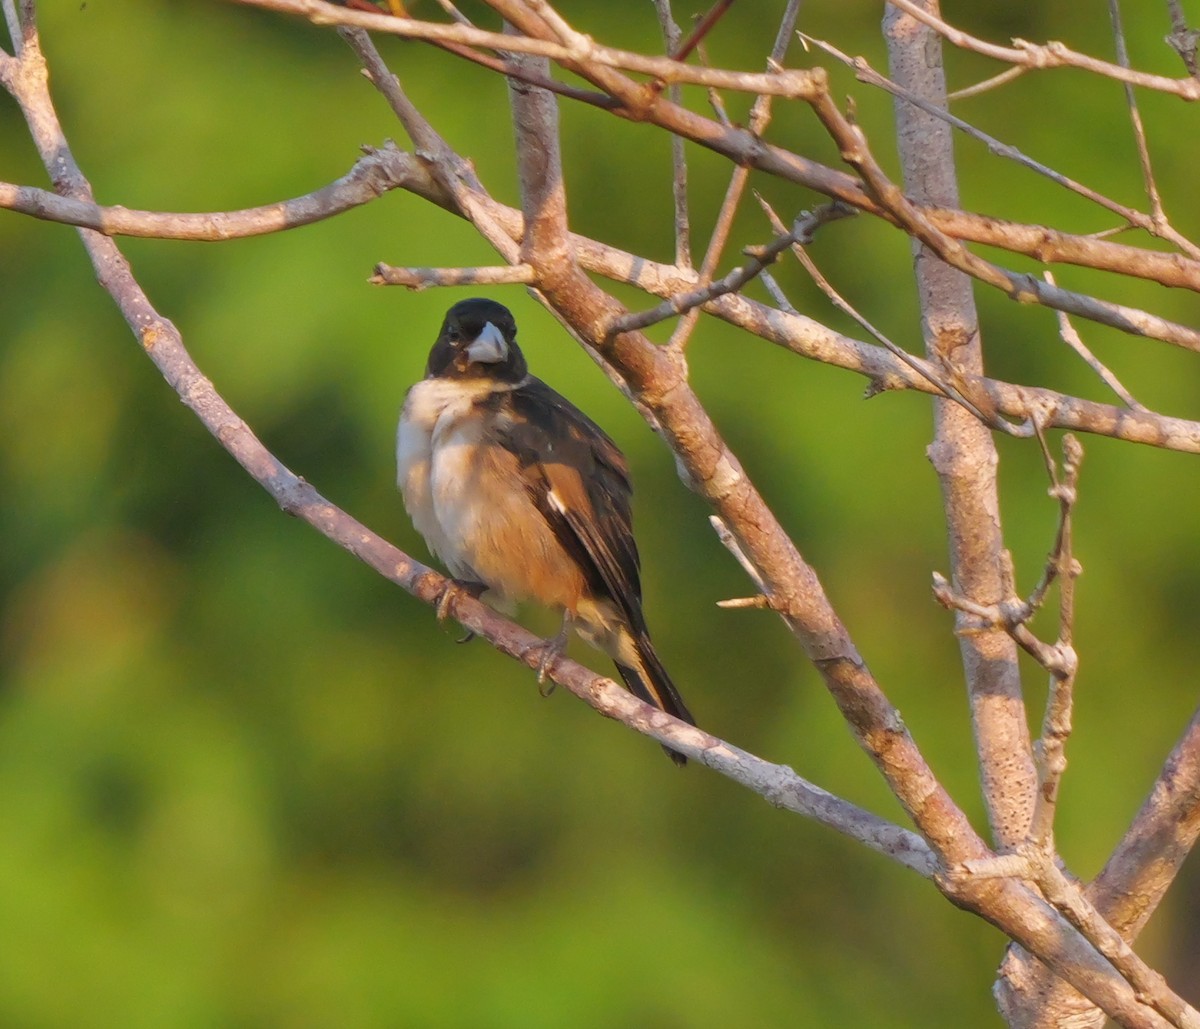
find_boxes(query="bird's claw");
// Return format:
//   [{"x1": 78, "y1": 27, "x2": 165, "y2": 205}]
[
  {"x1": 435, "y1": 579, "x2": 487, "y2": 640},
  {"x1": 528, "y1": 620, "x2": 573, "y2": 694}
]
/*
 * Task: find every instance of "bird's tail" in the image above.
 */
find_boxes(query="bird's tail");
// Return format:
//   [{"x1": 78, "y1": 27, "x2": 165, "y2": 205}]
[{"x1": 614, "y1": 629, "x2": 695, "y2": 767}]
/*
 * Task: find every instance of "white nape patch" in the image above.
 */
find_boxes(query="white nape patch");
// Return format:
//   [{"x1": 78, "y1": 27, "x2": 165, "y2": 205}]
[{"x1": 465, "y1": 321, "x2": 508, "y2": 364}]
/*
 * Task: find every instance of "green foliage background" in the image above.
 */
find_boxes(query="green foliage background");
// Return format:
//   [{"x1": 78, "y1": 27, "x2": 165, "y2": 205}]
[{"x1": 2, "y1": 1, "x2": 1199, "y2": 1024}]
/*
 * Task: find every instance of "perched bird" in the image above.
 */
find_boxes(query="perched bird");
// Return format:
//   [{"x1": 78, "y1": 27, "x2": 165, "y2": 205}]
[{"x1": 397, "y1": 298, "x2": 695, "y2": 764}]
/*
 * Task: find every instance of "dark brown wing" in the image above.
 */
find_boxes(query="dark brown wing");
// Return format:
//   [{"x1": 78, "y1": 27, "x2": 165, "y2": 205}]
[
  {"x1": 491, "y1": 377, "x2": 647, "y2": 632},
  {"x1": 492, "y1": 377, "x2": 696, "y2": 755}
]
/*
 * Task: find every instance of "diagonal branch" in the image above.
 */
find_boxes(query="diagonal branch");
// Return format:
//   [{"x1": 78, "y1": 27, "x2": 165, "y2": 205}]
[
  {"x1": 230, "y1": 0, "x2": 1200, "y2": 296},
  {"x1": 359, "y1": 151, "x2": 1200, "y2": 455},
  {"x1": 804, "y1": 86, "x2": 1200, "y2": 351},
  {"x1": 885, "y1": 0, "x2": 1200, "y2": 99},
  {"x1": 230, "y1": 0, "x2": 824, "y2": 96},
  {"x1": 2, "y1": 0, "x2": 941, "y2": 889},
  {"x1": 346, "y1": 14, "x2": 1200, "y2": 1024},
  {"x1": 806, "y1": 32, "x2": 1200, "y2": 259}
]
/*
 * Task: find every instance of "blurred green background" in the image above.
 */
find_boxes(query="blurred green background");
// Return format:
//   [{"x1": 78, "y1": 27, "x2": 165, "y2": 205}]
[{"x1": 3, "y1": 1, "x2": 1200, "y2": 1025}]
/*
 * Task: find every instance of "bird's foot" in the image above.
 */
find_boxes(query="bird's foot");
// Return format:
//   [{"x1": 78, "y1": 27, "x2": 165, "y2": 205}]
[
  {"x1": 436, "y1": 579, "x2": 488, "y2": 643},
  {"x1": 528, "y1": 620, "x2": 573, "y2": 694}
]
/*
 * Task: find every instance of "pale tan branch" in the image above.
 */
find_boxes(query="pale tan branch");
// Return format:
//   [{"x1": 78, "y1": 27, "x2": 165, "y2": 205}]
[
  {"x1": 1108, "y1": 0, "x2": 1168, "y2": 229},
  {"x1": 886, "y1": 0, "x2": 1034, "y2": 855},
  {"x1": 0, "y1": 144, "x2": 434, "y2": 238},
  {"x1": 999, "y1": 705, "x2": 1200, "y2": 1027},
  {"x1": 230, "y1": 0, "x2": 824, "y2": 97},
  {"x1": 805, "y1": 33, "x2": 1200, "y2": 259},
  {"x1": 1167, "y1": 0, "x2": 1200, "y2": 77},
  {"x1": 805, "y1": 86, "x2": 1200, "y2": 351},
  {"x1": 359, "y1": 159, "x2": 1200, "y2": 453},
  {"x1": 957, "y1": 848, "x2": 1200, "y2": 1029},
  {"x1": 1046, "y1": 272, "x2": 1145, "y2": 409},
  {"x1": 947, "y1": 64, "x2": 1027, "y2": 100},
  {"x1": 6, "y1": 0, "x2": 944, "y2": 891},
  {"x1": 370, "y1": 263, "x2": 536, "y2": 288},
  {"x1": 885, "y1": 0, "x2": 1200, "y2": 99}
]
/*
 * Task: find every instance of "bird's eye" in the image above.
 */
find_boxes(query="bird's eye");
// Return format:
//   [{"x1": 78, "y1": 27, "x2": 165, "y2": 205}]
[{"x1": 446, "y1": 327, "x2": 461, "y2": 343}]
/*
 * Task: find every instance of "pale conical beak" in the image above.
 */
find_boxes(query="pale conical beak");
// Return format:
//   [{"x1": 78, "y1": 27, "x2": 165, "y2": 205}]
[{"x1": 465, "y1": 321, "x2": 508, "y2": 364}]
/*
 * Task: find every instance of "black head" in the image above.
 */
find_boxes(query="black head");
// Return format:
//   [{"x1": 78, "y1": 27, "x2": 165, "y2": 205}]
[{"x1": 425, "y1": 298, "x2": 528, "y2": 384}]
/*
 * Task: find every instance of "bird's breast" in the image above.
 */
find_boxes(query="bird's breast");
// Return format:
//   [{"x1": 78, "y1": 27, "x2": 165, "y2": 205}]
[
  {"x1": 396, "y1": 377, "x2": 491, "y2": 572},
  {"x1": 397, "y1": 378, "x2": 584, "y2": 610}
]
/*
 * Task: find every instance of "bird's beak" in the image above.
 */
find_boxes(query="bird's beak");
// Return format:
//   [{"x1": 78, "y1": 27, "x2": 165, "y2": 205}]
[{"x1": 465, "y1": 321, "x2": 508, "y2": 364}]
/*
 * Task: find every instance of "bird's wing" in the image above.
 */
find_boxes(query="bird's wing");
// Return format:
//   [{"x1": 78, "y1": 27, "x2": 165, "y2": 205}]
[{"x1": 492, "y1": 377, "x2": 645, "y2": 630}]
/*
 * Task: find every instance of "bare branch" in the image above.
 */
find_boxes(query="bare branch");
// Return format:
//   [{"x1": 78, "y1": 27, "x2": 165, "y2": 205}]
[
  {"x1": 652, "y1": 0, "x2": 691, "y2": 270},
  {"x1": 999, "y1": 704, "x2": 1200, "y2": 1027},
  {"x1": 805, "y1": 33, "x2": 1200, "y2": 259},
  {"x1": 806, "y1": 85, "x2": 1200, "y2": 351},
  {"x1": 370, "y1": 263, "x2": 536, "y2": 288},
  {"x1": 1026, "y1": 433, "x2": 1083, "y2": 850},
  {"x1": 232, "y1": 0, "x2": 825, "y2": 97},
  {"x1": 959, "y1": 847, "x2": 1200, "y2": 1029},
  {"x1": 756, "y1": 193, "x2": 1026, "y2": 436},
  {"x1": 0, "y1": 144, "x2": 437, "y2": 238},
  {"x1": 885, "y1": 0, "x2": 1200, "y2": 99},
  {"x1": 11, "y1": 23, "x2": 1200, "y2": 294},
  {"x1": 606, "y1": 225, "x2": 802, "y2": 337},
  {"x1": 1166, "y1": 0, "x2": 1200, "y2": 77},
  {"x1": 359, "y1": 161, "x2": 1200, "y2": 454},
  {"x1": 947, "y1": 64, "x2": 1027, "y2": 100},
  {"x1": 667, "y1": 0, "x2": 802, "y2": 352},
  {"x1": 1109, "y1": 0, "x2": 1168, "y2": 228},
  {"x1": 7, "y1": 0, "x2": 948, "y2": 895},
  {"x1": 885, "y1": 0, "x2": 1035, "y2": 853},
  {"x1": 338, "y1": 18, "x2": 1200, "y2": 1022},
  {"x1": 1046, "y1": 271, "x2": 1145, "y2": 410}
]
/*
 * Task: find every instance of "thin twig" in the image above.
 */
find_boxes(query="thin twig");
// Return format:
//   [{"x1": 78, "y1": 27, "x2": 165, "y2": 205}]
[
  {"x1": 756, "y1": 194, "x2": 1024, "y2": 437},
  {"x1": 804, "y1": 86, "x2": 1200, "y2": 350},
  {"x1": 605, "y1": 225, "x2": 805, "y2": 338},
  {"x1": 1028, "y1": 432, "x2": 1083, "y2": 849},
  {"x1": 653, "y1": 0, "x2": 691, "y2": 270},
  {"x1": 805, "y1": 32, "x2": 1200, "y2": 259},
  {"x1": 884, "y1": 0, "x2": 1200, "y2": 99},
  {"x1": 667, "y1": 0, "x2": 802, "y2": 352},
  {"x1": 234, "y1": 0, "x2": 824, "y2": 97},
  {"x1": 709, "y1": 515, "x2": 769, "y2": 595},
  {"x1": 1109, "y1": 0, "x2": 1168, "y2": 228},
  {"x1": 669, "y1": 0, "x2": 735, "y2": 63},
  {"x1": 946, "y1": 64, "x2": 1026, "y2": 100},
  {"x1": 1045, "y1": 271, "x2": 1145, "y2": 410}
]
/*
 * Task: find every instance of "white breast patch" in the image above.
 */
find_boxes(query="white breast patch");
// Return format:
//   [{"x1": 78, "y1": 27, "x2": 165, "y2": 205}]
[{"x1": 397, "y1": 377, "x2": 493, "y2": 574}]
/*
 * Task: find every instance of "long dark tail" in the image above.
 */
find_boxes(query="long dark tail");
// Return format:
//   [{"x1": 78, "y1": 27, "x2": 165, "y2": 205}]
[{"x1": 614, "y1": 629, "x2": 695, "y2": 766}]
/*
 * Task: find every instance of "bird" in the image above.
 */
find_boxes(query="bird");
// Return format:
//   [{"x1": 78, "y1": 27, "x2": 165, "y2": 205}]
[{"x1": 396, "y1": 297, "x2": 695, "y2": 764}]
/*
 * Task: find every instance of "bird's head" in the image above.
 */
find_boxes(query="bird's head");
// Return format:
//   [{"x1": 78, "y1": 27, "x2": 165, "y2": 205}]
[{"x1": 426, "y1": 298, "x2": 528, "y2": 384}]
